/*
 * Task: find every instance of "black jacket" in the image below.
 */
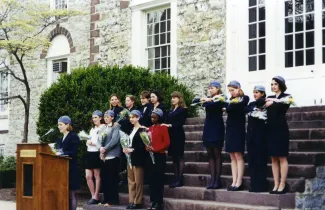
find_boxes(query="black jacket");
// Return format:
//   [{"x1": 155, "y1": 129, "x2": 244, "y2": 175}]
[{"x1": 130, "y1": 128, "x2": 148, "y2": 167}]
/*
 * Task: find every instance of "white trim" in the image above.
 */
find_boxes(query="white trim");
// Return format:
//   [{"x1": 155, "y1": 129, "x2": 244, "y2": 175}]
[{"x1": 130, "y1": 0, "x2": 171, "y2": 11}]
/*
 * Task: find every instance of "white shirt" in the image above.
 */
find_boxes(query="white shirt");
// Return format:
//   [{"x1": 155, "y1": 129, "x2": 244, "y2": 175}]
[
  {"x1": 87, "y1": 125, "x2": 104, "y2": 152},
  {"x1": 129, "y1": 127, "x2": 139, "y2": 146},
  {"x1": 62, "y1": 132, "x2": 69, "y2": 142}
]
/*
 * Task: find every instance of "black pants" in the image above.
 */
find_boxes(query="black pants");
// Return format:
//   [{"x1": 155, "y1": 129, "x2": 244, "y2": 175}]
[
  {"x1": 247, "y1": 139, "x2": 268, "y2": 191},
  {"x1": 102, "y1": 157, "x2": 120, "y2": 204},
  {"x1": 149, "y1": 153, "x2": 166, "y2": 204}
]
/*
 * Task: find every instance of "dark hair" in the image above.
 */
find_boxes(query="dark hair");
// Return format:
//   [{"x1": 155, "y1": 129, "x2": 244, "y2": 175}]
[
  {"x1": 90, "y1": 117, "x2": 105, "y2": 127},
  {"x1": 272, "y1": 78, "x2": 287, "y2": 92},
  {"x1": 126, "y1": 95, "x2": 136, "y2": 102},
  {"x1": 140, "y1": 91, "x2": 150, "y2": 99},
  {"x1": 67, "y1": 125, "x2": 73, "y2": 131},
  {"x1": 256, "y1": 90, "x2": 266, "y2": 98},
  {"x1": 151, "y1": 90, "x2": 163, "y2": 102},
  {"x1": 151, "y1": 113, "x2": 164, "y2": 124}
]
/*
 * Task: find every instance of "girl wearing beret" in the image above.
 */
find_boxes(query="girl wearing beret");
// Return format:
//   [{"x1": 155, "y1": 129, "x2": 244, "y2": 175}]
[
  {"x1": 264, "y1": 76, "x2": 292, "y2": 194},
  {"x1": 124, "y1": 110, "x2": 148, "y2": 209},
  {"x1": 245, "y1": 86, "x2": 268, "y2": 193},
  {"x1": 99, "y1": 110, "x2": 121, "y2": 206},
  {"x1": 163, "y1": 91, "x2": 188, "y2": 188},
  {"x1": 225, "y1": 80, "x2": 249, "y2": 191},
  {"x1": 192, "y1": 81, "x2": 226, "y2": 189},
  {"x1": 84, "y1": 110, "x2": 105, "y2": 205},
  {"x1": 57, "y1": 116, "x2": 80, "y2": 210},
  {"x1": 146, "y1": 108, "x2": 170, "y2": 210}
]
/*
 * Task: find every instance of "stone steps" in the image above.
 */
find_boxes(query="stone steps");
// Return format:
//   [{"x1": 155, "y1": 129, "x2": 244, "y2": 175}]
[
  {"x1": 165, "y1": 162, "x2": 315, "y2": 178},
  {"x1": 164, "y1": 173, "x2": 305, "y2": 192},
  {"x1": 184, "y1": 120, "x2": 325, "y2": 131},
  {"x1": 288, "y1": 106, "x2": 325, "y2": 112},
  {"x1": 184, "y1": 140, "x2": 325, "y2": 152},
  {"x1": 184, "y1": 128, "x2": 325, "y2": 140},
  {"x1": 167, "y1": 151, "x2": 325, "y2": 166},
  {"x1": 83, "y1": 193, "x2": 281, "y2": 210}
]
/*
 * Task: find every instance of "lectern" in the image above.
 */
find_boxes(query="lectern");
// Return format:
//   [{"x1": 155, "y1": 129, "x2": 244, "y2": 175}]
[{"x1": 16, "y1": 143, "x2": 71, "y2": 210}]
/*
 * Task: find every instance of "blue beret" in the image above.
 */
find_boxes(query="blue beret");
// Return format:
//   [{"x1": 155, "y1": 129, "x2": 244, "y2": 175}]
[
  {"x1": 92, "y1": 110, "x2": 103, "y2": 117},
  {"x1": 130, "y1": 110, "x2": 142, "y2": 119},
  {"x1": 104, "y1": 110, "x2": 115, "y2": 117},
  {"x1": 273, "y1": 76, "x2": 285, "y2": 84},
  {"x1": 254, "y1": 85, "x2": 265, "y2": 92},
  {"x1": 227, "y1": 80, "x2": 241, "y2": 88},
  {"x1": 58, "y1": 116, "x2": 71, "y2": 124},
  {"x1": 152, "y1": 108, "x2": 164, "y2": 118},
  {"x1": 209, "y1": 80, "x2": 221, "y2": 88}
]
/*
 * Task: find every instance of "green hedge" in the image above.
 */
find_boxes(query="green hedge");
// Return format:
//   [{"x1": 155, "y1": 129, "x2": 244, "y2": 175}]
[
  {"x1": 0, "y1": 156, "x2": 16, "y2": 171},
  {"x1": 36, "y1": 65, "x2": 196, "y2": 179}
]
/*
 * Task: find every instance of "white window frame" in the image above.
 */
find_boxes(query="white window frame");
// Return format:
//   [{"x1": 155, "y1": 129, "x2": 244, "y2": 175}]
[
  {"x1": 46, "y1": 56, "x2": 70, "y2": 87},
  {"x1": 130, "y1": 0, "x2": 177, "y2": 76},
  {"x1": 50, "y1": 0, "x2": 69, "y2": 10}
]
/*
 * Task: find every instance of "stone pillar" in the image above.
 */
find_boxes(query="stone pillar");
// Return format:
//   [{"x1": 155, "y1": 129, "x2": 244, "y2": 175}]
[{"x1": 90, "y1": 0, "x2": 101, "y2": 65}]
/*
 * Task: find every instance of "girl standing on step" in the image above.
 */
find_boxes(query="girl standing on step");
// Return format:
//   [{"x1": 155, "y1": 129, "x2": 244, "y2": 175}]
[
  {"x1": 225, "y1": 81, "x2": 249, "y2": 191},
  {"x1": 264, "y1": 76, "x2": 292, "y2": 194},
  {"x1": 192, "y1": 81, "x2": 226, "y2": 189},
  {"x1": 245, "y1": 86, "x2": 268, "y2": 193},
  {"x1": 124, "y1": 110, "x2": 148, "y2": 209},
  {"x1": 163, "y1": 91, "x2": 188, "y2": 188},
  {"x1": 57, "y1": 116, "x2": 80, "y2": 210},
  {"x1": 139, "y1": 91, "x2": 152, "y2": 128},
  {"x1": 149, "y1": 90, "x2": 166, "y2": 123},
  {"x1": 84, "y1": 110, "x2": 105, "y2": 205},
  {"x1": 146, "y1": 108, "x2": 170, "y2": 210},
  {"x1": 99, "y1": 110, "x2": 121, "y2": 207}
]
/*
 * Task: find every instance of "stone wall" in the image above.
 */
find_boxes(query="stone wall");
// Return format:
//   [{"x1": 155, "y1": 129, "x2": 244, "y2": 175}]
[
  {"x1": 296, "y1": 166, "x2": 325, "y2": 210},
  {"x1": 177, "y1": 0, "x2": 226, "y2": 97}
]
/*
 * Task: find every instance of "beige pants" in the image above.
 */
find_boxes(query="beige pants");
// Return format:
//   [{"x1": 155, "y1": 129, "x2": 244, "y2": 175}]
[{"x1": 127, "y1": 165, "x2": 144, "y2": 204}]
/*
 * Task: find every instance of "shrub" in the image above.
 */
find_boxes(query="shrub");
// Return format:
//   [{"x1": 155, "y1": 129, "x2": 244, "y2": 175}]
[
  {"x1": 36, "y1": 65, "x2": 196, "y2": 178},
  {"x1": 0, "y1": 156, "x2": 16, "y2": 171}
]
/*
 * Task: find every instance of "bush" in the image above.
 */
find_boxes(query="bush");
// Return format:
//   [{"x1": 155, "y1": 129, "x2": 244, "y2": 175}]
[
  {"x1": 0, "y1": 156, "x2": 16, "y2": 171},
  {"x1": 36, "y1": 65, "x2": 196, "y2": 179}
]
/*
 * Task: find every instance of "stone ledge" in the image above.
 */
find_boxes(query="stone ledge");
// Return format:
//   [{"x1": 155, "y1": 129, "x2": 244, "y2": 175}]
[{"x1": 0, "y1": 130, "x2": 8, "y2": 134}]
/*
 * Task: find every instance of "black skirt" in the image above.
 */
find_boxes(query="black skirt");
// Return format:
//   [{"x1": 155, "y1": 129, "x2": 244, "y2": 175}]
[{"x1": 84, "y1": 151, "x2": 102, "y2": 169}]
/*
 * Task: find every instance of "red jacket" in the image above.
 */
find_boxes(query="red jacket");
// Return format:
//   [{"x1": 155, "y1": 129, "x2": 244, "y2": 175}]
[{"x1": 148, "y1": 125, "x2": 170, "y2": 153}]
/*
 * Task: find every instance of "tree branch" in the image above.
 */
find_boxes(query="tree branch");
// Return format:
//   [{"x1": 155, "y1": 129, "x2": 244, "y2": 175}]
[
  {"x1": 0, "y1": 95, "x2": 27, "y2": 110},
  {"x1": 0, "y1": 61, "x2": 25, "y2": 83}
]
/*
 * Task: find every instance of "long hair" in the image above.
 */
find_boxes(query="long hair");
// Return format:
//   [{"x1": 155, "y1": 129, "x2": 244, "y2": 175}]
[
  {"x1": 109, "y1": 93, "x2": 122, "y2": 109},
  {"x1": 151, "y1": 90, "x2": 163, "y2": 102},
  {"x1": 228, "y1": 85, "x2": 245, "y2": 97},
  {"x1": 171, "y1": 91, "x2": 187, "y2": 109}
]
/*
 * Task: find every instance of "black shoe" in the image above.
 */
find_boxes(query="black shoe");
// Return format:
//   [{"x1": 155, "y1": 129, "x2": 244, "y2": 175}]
[
  {"x1": 126, "y1": 203, "x2": 134, "y2": 209},
  {"x1": 169, "y1": 181, "x2": 176, "y2": 188},
  {"x1": 147, "y1": 202, "x2": 156, "y2": 210},
  {"x1": 129, "y1": 204, "x2": 143, "y2": 209},
  {"x1": 173, "y1": 180, "x2": 183, "y2": 188},
  {"x1": 155, "y1": 203, "x2": 163, "y2": 210},
  {"x1": 227, "y1": 185, "x2": 234, "y2": 191},
  {"x1": 232, "y1": 184, "x2": 244, "y2": 191},
  {"x1": 211, "y1": 179, "x2": 221, "y2": 189},
  {"x1": 269, "y1": 188, "x2": 278, "y2": 194},
  {"x1": 88, "y1": 199, "x2": 100, "y2": 205},
  {"x1": 275, "y1": 184, "x2": 288, "y2": 194}
]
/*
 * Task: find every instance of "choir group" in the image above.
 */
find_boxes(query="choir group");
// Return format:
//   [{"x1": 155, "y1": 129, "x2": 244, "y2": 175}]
[{"x1": 55, "y1": 76, "x2": 293, "y2": 210}]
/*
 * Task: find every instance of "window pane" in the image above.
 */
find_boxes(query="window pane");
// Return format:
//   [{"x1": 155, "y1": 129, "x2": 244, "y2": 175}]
[
  {"x1": 160, "y1": 33, "x2": 166, "y2": 44},
  {"x1": 295, "y1": 16, "x2": 304, "y2": 32},
  {"x1": 249, "y1": 8, "x2": 257, "y2": 23},
  {"x1": 306, "y1": 14, "x2": 314, "y2": 30},
  {"x1": 259, "y1": 38, "x2": 265, "y2": 53},
  {"x1": 259, "y1": 55, "x2": 266, "y2": 70},
  {"x1": 160, "y1": 21, "x2": 166, "y2": 33},
  {"x1": 155, "y1": 47, "x2": 160, "y2": 58},
  {"x1": 155, "y1": 59, "x2": 160, "y2": 69},
  {"x1": 147, "y1": 36, "x2": 153, "y2": 47},
  {"x1": 249, "y1": 56, "x2": 257, "y2": 71},
  {"x1": 295, "y1": 0, "x2": 303, "y2": 15},
  {"x1": 249, "y1": 0, "x2": 257, "y2": 7},
  {"x1": 168, "y1": 57, "x2": 170, "y2": 68},
  {"x1": 249, "y1": 24, "x2": 257, "y2": 39},
  {"x1": 285, "y1": 17, "x2": 293, "y2": 33},
  {"x1": 249, "y1": 40, "x2": 257, "y2": 55},
  {"x1": 306, "y1": 49, "x2": 314, "y2": 65},
  {"x1": 167, "y1": 9, "x2": 171, "y2": 20},
  {"x1": 168, "y1": 46, "x2": 170, "y2": 56},
  {"x1": 259, "y1": 22, "x2": 265, "y2": 37},
  {"x1": 323, "y1": 29, "x2": 325, "y2": 45},
  {"x1": 285, "y1": 35, "x2": 293, "y2": 50},
  {"x1": 161, "y1": 10, "x2": 167, "y2": 21},
  {"x1": 323, "y1": 12, "x2": 325, "y2": 28},
  {"x1": 154, "y1": 23, "x2": 159, "y2": 34},
  {"x1": 147, "y1": 13, "x2": 154, "y2": 24},
  {"x1": 154, "y1": 34, "x2": 159, "y2": 45},
  {"x1": 148, "y1": 59, "x2": 154, "y2": 70},
  {"x1": 167, "y1": 21, "x2": 170, "y2": 32},
  {"x1": 259, "y1": 5, "x2": 265, "y2": 21},
  {"x1": 306, "y1": 31, "x2": 314, "y2": 48},
  {"x1": 285, "y1": 0, "x2": 293, "y2": 17},
  {"x1": 323, "y1": 48, "x2": 325, "y2": 63},
  {"x1": 295, "y1": 33, "x2": 304, "y2": 49},
  {"x1": 147, "y1": 24, "x2": 153, "y2": 35},
  {"x1": 295, "y1": 50, "x2": 304, "y2": 66},
  {"x1": 285, "y1": 52, "x2": 293, "y2": 67},
  {"x1": 162, "y1": 57, "x2": 167, "y2": 69},
  {"x1": 306, "y1": 0, "x2": 314, "y2": 13},
  {"x1": 167, "y1": 32, "x2": 170, "y2": 43},
  {"x1": 148, "y1": 48, "x2": 154, "y2": 59},
  {"x1": 162, "y1": 46, "x2": 167, "y2": 57}
]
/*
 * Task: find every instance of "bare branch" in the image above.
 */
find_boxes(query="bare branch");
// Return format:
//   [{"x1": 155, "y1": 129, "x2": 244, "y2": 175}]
[
  {"x1": 0, "y1": 60, "x2": 25, "y2": 83},
  {"x1": 0, "y1": 95, "x2": 27, "y2": 110}
]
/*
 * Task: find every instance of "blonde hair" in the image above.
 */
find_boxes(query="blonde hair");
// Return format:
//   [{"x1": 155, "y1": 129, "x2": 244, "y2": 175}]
[
  {"x1": 171, "y1": 91, "x2": 187, "y2": 109},
  {"x1": 228, "y1": 86, "x2": 244, "y2": 97},
  {"x1": 109, "y1": 93, "x2": 122, "y2": 109},
  {"x1": 126, "y1": 95, "x2": 136, "y2": 102}
]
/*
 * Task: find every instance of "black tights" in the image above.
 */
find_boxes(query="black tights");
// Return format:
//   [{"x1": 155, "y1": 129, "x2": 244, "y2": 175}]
[
  {"x1": 172, "y1": 156, "x2": 184, "y2": 183},
  {"x1": 69, "y1": 190, "x2": 77, "y2": 210},
  {"x1": 206, "y1": 147, "x2": 223, "y2": 186}
]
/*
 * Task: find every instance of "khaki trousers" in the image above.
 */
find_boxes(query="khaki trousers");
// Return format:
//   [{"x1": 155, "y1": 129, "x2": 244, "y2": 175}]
[{"x1": 127, "y1": 165, "x2": 144, "y2": 204}]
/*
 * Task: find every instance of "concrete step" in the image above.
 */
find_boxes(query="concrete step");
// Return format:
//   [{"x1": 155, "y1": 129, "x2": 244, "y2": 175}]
[
  {"x1": 184, "y1": 129, "x2": 325, "y2": 140},
  {"x1": 82, "y1": 205, "x2": 146, "y2": 210},
  {"x1": 184, "y1": 140, "x2": 325, "y2": 152},
  {"x1": 118, "y1": 187, "x2": 295, "y2": 209},
  {"x1": 165, "y1": 162, "x2": 315, "y2": 178},
  {"x1": 288, "y1": 106, "x2": 325, "y2": 113},
  {"x1": 165, "y1": 173, "x2": 305, "y2": 192},
  {"x1": 183, "y1": 121, "x2": 325, "y2": 131},
  {"x1": 167, "y1": 151, "x2": 325, "y2": 166}
]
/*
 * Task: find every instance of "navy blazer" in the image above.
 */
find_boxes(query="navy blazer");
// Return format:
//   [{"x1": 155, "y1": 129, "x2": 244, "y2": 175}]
[
  {"x1": 139, "y1": 103, "x2": 152, "y2": 127},
  {"x1": 130, "y1": 128, "x2": 148, "y2": 167}
]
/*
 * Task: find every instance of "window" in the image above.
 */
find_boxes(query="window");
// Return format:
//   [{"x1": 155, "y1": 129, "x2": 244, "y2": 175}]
[
  {"x1": 248, "y1": 0, "x2": 266, "y2": 71},
  {"x1": 284, "y1": 0, "x2": 315, "y2": 67},
  {"x1": 54, "y1": 0, "x2": 67, "y2": 9},
  {"x1": 0, "y1": 145, "x2": 4, "y2": 156},
  {"x1": 0, "y1": 72, "x2": 8, "y2": 113},
  {"x1": 146, "y1": 8, "x2": 171, "y2": 74},
  {"x1": 52, "y1": 59, "x2": 67, "y2": 83}
]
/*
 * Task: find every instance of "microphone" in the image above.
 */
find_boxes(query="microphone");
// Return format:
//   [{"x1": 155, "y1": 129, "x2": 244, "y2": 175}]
[{"x1": 40, "y1": 128, "x2": 54, "y2": 139}]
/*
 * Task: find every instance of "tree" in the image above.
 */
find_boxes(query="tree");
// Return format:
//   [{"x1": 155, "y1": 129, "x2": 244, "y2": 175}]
[{"x1": 0, "y1": 0, "x2": 82, "y2": 142}]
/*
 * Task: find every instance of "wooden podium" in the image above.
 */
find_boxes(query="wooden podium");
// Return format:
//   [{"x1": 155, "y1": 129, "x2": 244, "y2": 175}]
[{"x1": 16, "y1": 143, "x2": 71, "y2": 210}]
